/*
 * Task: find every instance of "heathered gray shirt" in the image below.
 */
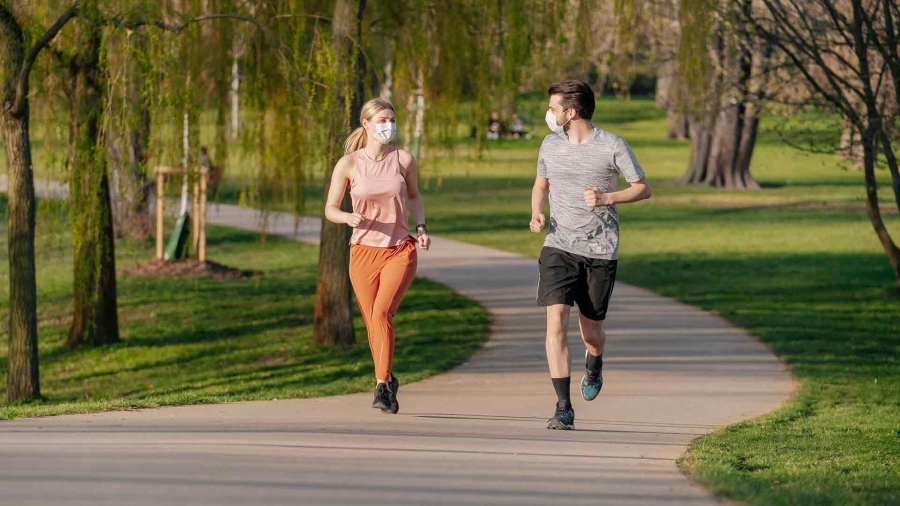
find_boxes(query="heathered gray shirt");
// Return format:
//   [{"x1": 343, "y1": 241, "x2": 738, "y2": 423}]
[{"x1": 537, "y1": 127, "x2": 646, "y2": 260}]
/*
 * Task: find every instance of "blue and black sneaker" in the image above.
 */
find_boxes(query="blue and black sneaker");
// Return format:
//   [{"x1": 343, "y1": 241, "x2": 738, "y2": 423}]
[
  {"x1": 546, "y1": 403, "x2": 575, "y2": 430},
  {"x1": 581, "y1": 350, "x2": 603, "y2": 401}
]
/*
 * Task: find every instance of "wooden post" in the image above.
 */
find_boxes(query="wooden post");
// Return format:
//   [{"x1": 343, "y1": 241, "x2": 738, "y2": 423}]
[
  {"x1": 192, "y1": 169, "x2": 200, "y2": 256},
  {"x1": 199, "y1": 167, "x2": 208, "y2": 262},
  {"x1": 156, "y1": 171, "x2": 164, "y2": 260}
]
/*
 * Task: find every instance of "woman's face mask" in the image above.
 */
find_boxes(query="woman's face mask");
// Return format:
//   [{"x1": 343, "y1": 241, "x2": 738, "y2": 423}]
[{"x1": 371, "y1": 121, "x2": 397, "y2": 144}]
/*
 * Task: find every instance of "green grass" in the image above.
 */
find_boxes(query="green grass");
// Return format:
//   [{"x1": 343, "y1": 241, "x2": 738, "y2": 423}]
[
  {"x1": 196, "y1": 97, "x2": 900, "y2": 503},
  {"x1": 0, "y1": 196, "x2": 489, "y2": 419},
  {"x1": 3, "y1": 95, "x2": 899, "y2": 503},
  {"x1": 415, "y1": 102, "x2": 900, "y2": 505}
]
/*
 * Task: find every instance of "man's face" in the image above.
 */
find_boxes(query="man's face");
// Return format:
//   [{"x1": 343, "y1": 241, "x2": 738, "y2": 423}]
[{"x1": 548, "y1": 95, "x2": 571, "y2": 126}]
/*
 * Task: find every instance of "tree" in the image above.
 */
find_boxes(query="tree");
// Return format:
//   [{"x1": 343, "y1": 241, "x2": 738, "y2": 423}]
[
  {"x1": 312, "y1": 0, "x2": 366, "y2": 347},
  {"x1": 677, "y1": 0, "x2": 768, "y2": 189},
  {"x1": 1, "y1": 2, "x2": 79, "y2": 401},
  {"x1": 62, "y1": 0, "x2": 120, "y2": 347},
  {"x1": 748, "y1": 0, "x2": 900, "y2": 287}
]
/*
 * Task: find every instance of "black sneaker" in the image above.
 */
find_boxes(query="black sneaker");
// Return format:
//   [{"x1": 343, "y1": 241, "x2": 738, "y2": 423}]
[
  {"x1": 387, "y1": 373, "x2": 400, "y2": 414},
  {"x1": 372, "y1": 382, "x2": 391, "y2": 411},
  {"x1": 546, "y1": 403, "x2": 575, "y2": 430}
]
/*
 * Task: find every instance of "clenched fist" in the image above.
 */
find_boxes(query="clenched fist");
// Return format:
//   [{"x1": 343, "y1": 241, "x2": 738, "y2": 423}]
[
  {"x1": 583, "y1": 186, "x2": 612, "y2": 208},
  {"x1": 345, "y1": 212, "x2": 365, "y2": 228},
  {"x1": 530, "y1": 213, "x2": 546, "y2": 233}
]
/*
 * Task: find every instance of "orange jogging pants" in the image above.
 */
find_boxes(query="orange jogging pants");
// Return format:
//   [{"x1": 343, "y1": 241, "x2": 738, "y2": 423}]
[{"x1": 349, "y1": 239, "x2": 418, "y2": 381}]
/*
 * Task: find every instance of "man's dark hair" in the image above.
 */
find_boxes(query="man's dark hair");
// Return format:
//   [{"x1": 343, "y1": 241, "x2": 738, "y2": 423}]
[{"x1": 547, "y1": 80, "x2": 595, "y2": 121}]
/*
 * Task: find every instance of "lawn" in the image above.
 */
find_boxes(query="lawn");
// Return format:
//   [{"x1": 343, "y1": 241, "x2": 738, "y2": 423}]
[
  {"x1": 3, "y1": 95, "x2": 899, "y2": 504},
  {"x1": 0, "y1": 196, "x2": 490, "y2": 419}
]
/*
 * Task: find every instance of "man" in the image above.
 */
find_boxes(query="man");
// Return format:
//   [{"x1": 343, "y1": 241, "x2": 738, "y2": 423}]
[
  {"x1": 530, "y1": 80, "x2": 651, "y2": 430},
  {"x1": 199, "y1": 146, "x2": 221, "y2": 200}
]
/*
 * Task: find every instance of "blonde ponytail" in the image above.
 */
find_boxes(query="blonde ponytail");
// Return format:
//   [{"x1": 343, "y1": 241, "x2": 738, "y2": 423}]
[
  {"x1": 343, "y1": 127, "x2": 367, "y2": 154},
  {"x1": 343, "y1": 98, "x2": 395, "y2": 155}
]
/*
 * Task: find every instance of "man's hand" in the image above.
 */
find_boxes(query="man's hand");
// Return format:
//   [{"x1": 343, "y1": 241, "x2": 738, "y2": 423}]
[
  {"x1": 583, "y1": 186, "x2": 613, "y2": 208},
  {"x1": 530, "y1": 213, "x2": 546, "y2": 233}
]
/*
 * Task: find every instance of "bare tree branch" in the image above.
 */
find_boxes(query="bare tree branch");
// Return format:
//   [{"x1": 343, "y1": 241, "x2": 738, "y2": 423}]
[{"x1": 12, "y1": 3, "x2": 78, "y2": 115}]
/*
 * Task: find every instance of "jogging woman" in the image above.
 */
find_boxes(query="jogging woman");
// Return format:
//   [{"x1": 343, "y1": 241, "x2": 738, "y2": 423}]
[{"x1": 324, "y1": 98, "x2": 431, "y2": 414}]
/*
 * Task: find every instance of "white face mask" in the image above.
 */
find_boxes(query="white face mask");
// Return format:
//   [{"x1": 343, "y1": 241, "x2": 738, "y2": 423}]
[
  {"x1": 545, "y1": 109, "x2": 571, "y2": 133},
  {"x1": 372, "y1": 122, "x2": 397, "y2": 144}
]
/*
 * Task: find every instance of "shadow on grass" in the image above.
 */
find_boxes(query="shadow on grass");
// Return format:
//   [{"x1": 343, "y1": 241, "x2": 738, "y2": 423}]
[{"x1": 619, "y1": 251, "x2": 900, "y2": 391}]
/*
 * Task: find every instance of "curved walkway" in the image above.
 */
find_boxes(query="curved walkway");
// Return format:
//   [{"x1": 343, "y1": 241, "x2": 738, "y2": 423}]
[{"x1": 0, "y1": 197, "x2": 793, "y2": 505}]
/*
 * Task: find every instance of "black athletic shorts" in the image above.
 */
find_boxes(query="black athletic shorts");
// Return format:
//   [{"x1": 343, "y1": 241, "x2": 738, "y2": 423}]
[{"x1": 537, "y1": 247, "x2": 618, "y2": 321}]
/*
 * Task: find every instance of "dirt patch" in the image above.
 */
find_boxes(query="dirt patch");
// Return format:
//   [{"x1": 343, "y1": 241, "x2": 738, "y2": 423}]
[{"x1": 121, "y1": 259, "x2": 255, "y2": 280}]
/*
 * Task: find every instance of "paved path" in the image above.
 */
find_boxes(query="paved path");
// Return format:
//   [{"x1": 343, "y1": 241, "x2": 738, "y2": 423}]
[{"x1": 0, "y1": 181, "x2": 793, "y2": 505}]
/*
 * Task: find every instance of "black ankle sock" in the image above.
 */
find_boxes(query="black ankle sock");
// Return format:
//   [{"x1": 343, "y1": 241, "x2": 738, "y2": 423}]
[
  {"x1": 586, "y1": 352, "x2": 603, "y2": 372},
  {"x1": 586, "y1": 352, "x2": 603, "y2": 381},
  {"x1": 551, "y1": 376, "x2": 571, "y2": 410}
]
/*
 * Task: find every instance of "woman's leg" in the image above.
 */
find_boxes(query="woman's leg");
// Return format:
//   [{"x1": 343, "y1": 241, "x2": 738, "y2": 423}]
[
  {"x1": 349, "y1": 246, "x2": 384, "y2": 380},
  {"x1": 369, "y1": 242, "x2": 418, "y2": 381}
]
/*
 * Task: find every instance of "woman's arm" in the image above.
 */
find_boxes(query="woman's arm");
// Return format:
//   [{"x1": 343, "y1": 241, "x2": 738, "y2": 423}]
[
  {"x1": 400, "y1": 151, "x2": 430, "y2": 250},
  {"x1": 324, "y1": 155, "x2": 363, "y2": 227}
]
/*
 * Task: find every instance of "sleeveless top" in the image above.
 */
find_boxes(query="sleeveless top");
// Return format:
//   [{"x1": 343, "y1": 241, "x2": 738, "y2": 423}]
[{"x1": 349, "y1": 148, "x2": 412, "y2": 247}]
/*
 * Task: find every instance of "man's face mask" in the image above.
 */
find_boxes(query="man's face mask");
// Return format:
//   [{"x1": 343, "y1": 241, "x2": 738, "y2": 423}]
[{"x1": 545, "y1": 109, "x2": 572, "y2": 133}]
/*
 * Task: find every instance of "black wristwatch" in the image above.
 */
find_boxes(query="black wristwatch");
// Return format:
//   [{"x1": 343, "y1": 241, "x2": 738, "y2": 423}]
[{"x1": 416, "y1": 224, "x2": 428, "y2": 235}]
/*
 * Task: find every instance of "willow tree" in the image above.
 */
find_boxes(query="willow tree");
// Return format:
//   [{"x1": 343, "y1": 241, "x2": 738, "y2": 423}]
[
  {"x1": 1, "y1": 2, "x2": 81, "y2": 400},
  {"x1": 677, "y1": 0, "x2": 768, "y2": 189},
  {"x1": 311, "y1": 0, "x2": 365, "y2": 346},
  {"x1": 55, "y1": 0, "x2": 121, "y2": 347}
]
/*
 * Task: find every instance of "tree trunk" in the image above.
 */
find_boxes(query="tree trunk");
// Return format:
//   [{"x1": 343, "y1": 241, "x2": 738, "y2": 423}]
[
  {"x1": 67, "y1": 22, "x2": 120, "y2": 348},
  {"x1": 863, "y1": 130, "x2": 900, "y2": 288},
  {"x1": 110, "y1": 31, "x2": 153, "y2": 241},
  {"x1": 840, "y1": 119, "x2": 864, "y2": 169},
  {"x1": 667, "y1": 110, "x2": 689, "y2": 140},
  {"x1": 679, "y1": 3, "x2": 760, "y2": 190},
  {"x1": 1, "y1": 3, "x2": 40, "y2": 401},
  {"x1": 2, "y1": 110, "x2": 41, "y2": 401},
  {"x1": 313, "y1": 0, "x2": 367, "y2": 346}
]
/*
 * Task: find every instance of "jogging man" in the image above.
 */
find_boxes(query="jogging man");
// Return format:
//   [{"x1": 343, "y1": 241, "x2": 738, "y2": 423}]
[{"x1": 530, "y1": 80, "x2": 652, "y2": 430}]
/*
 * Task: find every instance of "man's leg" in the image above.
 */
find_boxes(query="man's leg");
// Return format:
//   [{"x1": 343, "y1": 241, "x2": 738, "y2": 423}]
[
  {"x1": 546, "y1": 304, "x2": 571, "y2": 379},
  {"x1": 537, "y1": 247, "x2": 579, "y2": 429},
  {"x1": 577, "y1": 258, "x2": 617, "y2": 401},
  {"x1": 579, "y1": 314, "x2": 606, "y2": 357}
]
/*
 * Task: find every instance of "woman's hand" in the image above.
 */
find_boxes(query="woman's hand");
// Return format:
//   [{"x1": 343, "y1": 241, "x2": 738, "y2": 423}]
[
  {"x1": 344, "y1": 212, "x2": 364, "y2": 228},
  {"x1": 417, "y1": 232, "x2": 431, "y2": 251}
]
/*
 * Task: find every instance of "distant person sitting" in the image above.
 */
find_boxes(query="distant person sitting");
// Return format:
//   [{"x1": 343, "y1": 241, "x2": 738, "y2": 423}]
[
  {"x1": 510, "y1": 112, "x2": 531, "y2": 139},
  {"x1": 487, "y1": 110, "x2": 504, "y2": 140},
  {"x1": 199, "y1": 146, "x2": 221, "y2": 199}
]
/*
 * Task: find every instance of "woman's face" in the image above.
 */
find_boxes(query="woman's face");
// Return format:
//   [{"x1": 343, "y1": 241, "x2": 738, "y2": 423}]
[{"x1": 366, "y1": 109, "x2": 396, "y2": 136}]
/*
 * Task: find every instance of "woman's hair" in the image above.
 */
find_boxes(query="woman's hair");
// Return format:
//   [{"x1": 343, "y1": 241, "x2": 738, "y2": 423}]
[{"x1": 343, "y1": 98, "x2": 395, "y2": 154}]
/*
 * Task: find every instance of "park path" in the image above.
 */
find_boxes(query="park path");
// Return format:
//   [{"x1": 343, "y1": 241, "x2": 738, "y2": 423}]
[{"x1": 0, "y1": 180, "x2": 793, "y2": 505}]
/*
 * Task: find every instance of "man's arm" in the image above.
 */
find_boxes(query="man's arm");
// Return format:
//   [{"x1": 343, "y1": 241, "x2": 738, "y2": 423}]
[
  {"x1": 530, "y1": 176, "x2": 550, "y2": 232},
  {"x1": 583, "y1": 177, "x2": 651, "y2": 208}
]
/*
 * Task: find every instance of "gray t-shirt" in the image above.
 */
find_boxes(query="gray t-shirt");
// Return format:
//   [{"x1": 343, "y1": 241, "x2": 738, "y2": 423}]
[{"x1": 537, "y1": 127, "x2": 645, "y2": 260}]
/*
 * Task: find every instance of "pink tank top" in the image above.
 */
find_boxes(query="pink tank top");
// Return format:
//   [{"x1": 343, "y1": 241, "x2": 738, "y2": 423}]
[{"x1": 349, "y1": 148, "x2": 412, "y2": 247}]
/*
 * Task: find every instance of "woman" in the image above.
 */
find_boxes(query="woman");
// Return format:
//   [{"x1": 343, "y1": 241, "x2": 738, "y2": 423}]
[{"x1": 324, "y1": 98, "x2": 431, "y2": 415}]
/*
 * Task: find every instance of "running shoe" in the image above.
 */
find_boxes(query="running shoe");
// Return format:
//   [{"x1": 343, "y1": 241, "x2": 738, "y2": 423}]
[
  {"x1": 372, "y1": 382, "x2": 391, "y2": 411},
  {"x1": 387, "y1": 373, "x2": 400, "y2": 414},
  {"x1": 581, "y1": 350, "x2": 603, "y2": 401},
  {"x1": 546, "y1": 404, "x2": 575, "y2": 430}
]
